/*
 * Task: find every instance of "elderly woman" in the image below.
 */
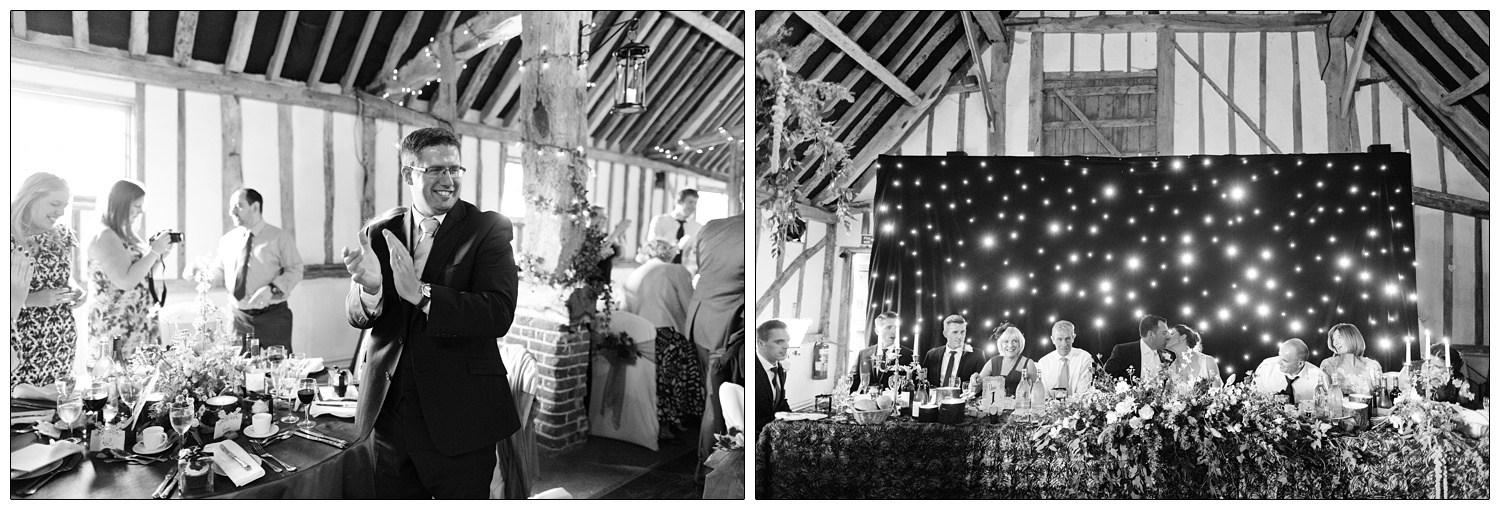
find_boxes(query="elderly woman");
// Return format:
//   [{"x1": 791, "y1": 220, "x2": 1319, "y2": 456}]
[
  {"x1": 621, "y1": 239, "x2": 701, "y2": 440},
  {"x1": 1167, "y1": 324, "x2": 1222, "y2": 386},
  {"x1": 87, "y1": 180, "x2": 176, "y2": 361},
  {"x1": 975, "y1": 326, "x2": 1045, "y2": 406},
  {"x1": 11, "y1": 172, "x2": 86, "y2": 388},
  {"x1": 1317, "y1": 323, "x2": 1382, "y2": 397}
]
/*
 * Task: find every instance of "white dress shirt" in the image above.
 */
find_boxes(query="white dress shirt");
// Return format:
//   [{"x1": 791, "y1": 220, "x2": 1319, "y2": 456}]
[
  {"x1": 1253, "y1": 359, "x2": 1329, "y2": 402},
  {"x1": 1038, "y1": 348, "x2": 1094, "y2": 395},
  {"x1": 357, "y1": 209, "x2": 446, "y2": 317},
  {"x1": 647, "y1": 212, "x2": 701, "y2": 248}
]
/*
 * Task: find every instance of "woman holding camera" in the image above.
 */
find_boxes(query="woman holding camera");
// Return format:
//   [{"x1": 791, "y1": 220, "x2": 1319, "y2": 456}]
[
  {"x1": 86, "y1": 180, "x2": 174, "y2": 360},
  {"x1": 10, "y1": 172, "x2": 85, "y2": 388}
]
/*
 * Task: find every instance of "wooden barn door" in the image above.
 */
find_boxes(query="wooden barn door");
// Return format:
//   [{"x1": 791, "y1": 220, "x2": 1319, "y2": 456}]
[{"x1": 1039, "y1": 70, "x2": 1159, "y2": 157}]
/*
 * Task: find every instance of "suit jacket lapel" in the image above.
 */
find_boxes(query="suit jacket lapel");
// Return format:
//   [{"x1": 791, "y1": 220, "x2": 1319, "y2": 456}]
[{"x1": 421, "y1": 201, "x2": 469, "y2": 282}]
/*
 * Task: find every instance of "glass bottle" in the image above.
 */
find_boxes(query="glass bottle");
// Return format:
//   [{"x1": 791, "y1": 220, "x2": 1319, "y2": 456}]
[{"x1": 1313, "y1": 380, "x2": 1329, "y2": 418}]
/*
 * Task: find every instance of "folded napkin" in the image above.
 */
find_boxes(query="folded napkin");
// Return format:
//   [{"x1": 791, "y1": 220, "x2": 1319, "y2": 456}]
[
  {"x1": 309, "y1": 402, "x2": 356, "y2": 419},
  {"x1": 206, "y1": 441, "x2": 264, "y2": 487},
  {"x1": 11, "y1": 409, "x2": 53, "y2": 425},
  {"x1": 11, "y1": 383, "x2": 55, "y2": 401},
  {"x1": 11, "y1": 441, "x2": 84, "y2": 474},
  {"x1": 291, "y1": 358, "x2": 325, "y2": 378}
]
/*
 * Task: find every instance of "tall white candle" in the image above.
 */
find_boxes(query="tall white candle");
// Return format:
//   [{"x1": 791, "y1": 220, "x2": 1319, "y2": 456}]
[
  {"x1": 1423, "y1": 329, "x2": 1431, "y2": 360},
  {"x1": 1404, "y1": 336, "x2": 1412, "y2": 365},
  {"x1": 1443, "y1": 337, "x2": 1451, "y2": 367}
]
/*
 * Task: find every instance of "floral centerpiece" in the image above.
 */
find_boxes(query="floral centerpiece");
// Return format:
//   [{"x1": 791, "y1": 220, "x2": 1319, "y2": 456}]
[{"x1": 127, "y1": 260, "x2": 250, "y2": 427}]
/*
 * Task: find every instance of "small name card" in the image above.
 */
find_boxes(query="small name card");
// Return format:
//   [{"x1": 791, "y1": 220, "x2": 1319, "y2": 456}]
[
  {"x1": 214, "y1": 410, "x2": 244, "y2": 439},
  {"x1": 91, "y1": 426, "x2": 127, "y2": 452}
]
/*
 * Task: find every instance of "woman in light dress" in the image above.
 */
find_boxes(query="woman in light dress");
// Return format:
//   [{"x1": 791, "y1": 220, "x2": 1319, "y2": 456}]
[
  {"x1": 1317, "y1": 323, "x2": 1382, "y2": 396},
  {"x1": 1166, "y1": 324, "x2": 1222, "y2": 387}
]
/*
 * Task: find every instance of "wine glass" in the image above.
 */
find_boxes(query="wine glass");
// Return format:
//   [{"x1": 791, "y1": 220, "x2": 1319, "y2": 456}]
[
  {"x1": 296, "y1": 379, "x2": 317, "y2": 427},
  {"x1": 264, "y1": 345, "x2": 287, "y2": 365},
  {"x1": 117, "y1": 376, "x2": 142, "y2": 426},
  {"x1": 83, "y1": 381, "x2": 109, "y2": 426},
  {"x1": 169, "y1": 401, "x2": 194, "y2": 450},
  {"x1": 56, "y1": 394, "x2": 83, "y2": 442},
  {"x1": 277, "y1": 362, "x2": 300, "y2": 424},
  {"x1": 54, "y1": 373, "x2": 76, "y2": 405}
]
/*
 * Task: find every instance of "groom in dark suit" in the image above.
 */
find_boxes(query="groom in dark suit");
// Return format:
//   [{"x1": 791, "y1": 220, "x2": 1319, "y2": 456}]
[
  {"x1": 754, "y1": 319, "x2": 792, "y2": 434},
  {"x1": 849, "y1": 311, "x2": 913, "y2": 390},
  {"x1": 343, "y1": 127, "x2": 520, "y2": 498},
  {"x1": 1103, "y1": 314, "x2": 1171, "y2": 380},
  {"x1": 921, "y1": 315, "x2": 987, "y2": 386}
]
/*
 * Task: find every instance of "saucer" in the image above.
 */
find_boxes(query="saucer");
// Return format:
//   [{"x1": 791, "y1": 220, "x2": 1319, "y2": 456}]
[
  {"x1": 132, "y1": 439, "x2": 174, "y2": 455},
  {"x1": 242, "y1": 424, "x2": 280, "y2": 439}
]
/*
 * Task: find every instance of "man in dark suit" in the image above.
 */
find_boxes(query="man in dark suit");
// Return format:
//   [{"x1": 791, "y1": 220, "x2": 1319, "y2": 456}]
[
  {"x1": 754, "y1": 320, "x2": 792, "y2": 434},
  {"x1": 921, "y1": 315, "x2": 987, "y2": 386},
  {"x1": 1103, "y1": 314, "x2": 1172, "y2": 380},
  {"x1": 687, "y1": 213, "x2": 745, "y2": 479},
  {"x1": 849, "y1": 311, "x2": 914, "y2": 390},
  {"x1": 343, "y1": 127, "x2": 520, "y2": 498}
]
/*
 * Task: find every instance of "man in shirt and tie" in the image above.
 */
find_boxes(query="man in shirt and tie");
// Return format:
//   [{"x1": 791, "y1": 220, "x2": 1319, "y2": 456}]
[
  {"x1": 921, "y1": 315, "x2": 986, "y2": 386},
  {"x1": 646, "y1": 189, "x2": 700, "y2": 266},
  {"x1": 1252, "y1": 338, "x2": 1330, "y2": 404},
  {"x1": 849, "y1": 311, "x2": 913, "y2": 390},
  {"x1": 754, "y1": 319, "x2": 791, "y2": 434},
  {"x1": 1037, "y1": 320, "x2": 1094, "y2": 398},
  {"x1": 1103, "y1": 314, "x2": 1174, "y2": 380},
  {"x1": 195, "y1": 188, "x2": 304, "y2": 352}
]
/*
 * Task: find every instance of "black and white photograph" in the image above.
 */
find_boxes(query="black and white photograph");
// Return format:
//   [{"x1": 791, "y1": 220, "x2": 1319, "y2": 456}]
[
  {"x1": 7, "y1": 9, "x2": 746, "y2": 499},
  {"x1": 753, "y1": 10, "x2": 1488, "y2": 499}
]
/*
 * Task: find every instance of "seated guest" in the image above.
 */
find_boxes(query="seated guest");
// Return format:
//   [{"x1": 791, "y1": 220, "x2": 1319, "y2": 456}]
[
  {"x1": 620, "y1": 239, "x2": 700, "y2": 441},
  {"x1": 1167, "y1": 324, "x2": 1222, "y2": 387},
  {"x1": 1317, "y1": 323, "x2": 1382, "y2": 396},
  {"x1": 754, "y1": 319, "x2": 792, "y2": 434},
  {"x1": 1252, "y1": 338, "x2": 1329, "y2": 404},
  {"x1": 621, "y1": 240, "x2": 694, "y2": 331},
  {"x1": 1103, "y1": 314, "x2": 1172, "y2": 380},
  {"x1": 922, "y1": 315, "x2": 987, "y2": 387},
  {"x1": 976, "y1": 325, "x2": 1044, "y2": 405},
  {"x1": 1036, "y1": 320, "x2": 1094, "y2": 398},
  {"x1": 849, "y1": 311, "x2": 914, "y2": 390},
  {"x1": 1402, "y1": 344, "x2": 1486, "y2": 410}
]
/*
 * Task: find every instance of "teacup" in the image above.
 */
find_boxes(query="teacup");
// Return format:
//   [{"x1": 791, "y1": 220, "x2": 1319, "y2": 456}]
[
  {"x1": 250, "y1": 412, "x2": 273, "y2": 435},
  {"x1": 140, "y1": 426, "x2": 168, "y2": 450}
]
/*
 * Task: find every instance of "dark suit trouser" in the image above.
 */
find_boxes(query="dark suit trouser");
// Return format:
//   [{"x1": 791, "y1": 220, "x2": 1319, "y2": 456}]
[
  {"x1": 231, "y1": 302, "x2": 293, "y2": 352},
  {"x1": 371, "y1": 370, "x2": 497, "y2": 498},
  {"x1": 695, "y1": 344, "x2": 726, "y2": 484}
]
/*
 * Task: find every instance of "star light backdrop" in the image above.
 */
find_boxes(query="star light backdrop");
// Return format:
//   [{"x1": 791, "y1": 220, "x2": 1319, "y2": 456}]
[{"x1": 867, "y1": 153, "x2": 1419, "y2": 377}]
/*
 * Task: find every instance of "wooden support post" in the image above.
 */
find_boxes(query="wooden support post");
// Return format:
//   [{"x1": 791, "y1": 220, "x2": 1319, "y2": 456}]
[
  {"x1": 1028, "y1": 32, "x2": 1044, "y2": 153},
  {"x1": 13, "y1": 11, "x2": 25, "y2": 38},
  {"x1": 956, "y1": 92, "x2": 967, "y2": 153},
  {"x1": 221, "y1": 95, "x2": 244, "y2": 234},
  {"x1": 174, "y1": 11, "x2": 199, "y2": 67},
  {"x1": 1156, "y1": 28, "x2": 1174, "y2": 155},
  {"x1": 1476, "y1": 220, "x2": 1486, "y2": 345},
  {"x1": 129, "y1": 11, "x2": 147, "y2": 57},
  {"x1": 1172, "y1": 40, "x2": 1284, "y2": 154},
  {"x1": 1339, "y1": 11, "x2": 1375, "y2": 115},
  {"x1": 267, "y1": 12, "x2": 299, "y2": 81},
  {"x1": 988, "y1": 31, "x2": 1012, "y2": 156},
  {"x1": 774, "y1": 238, "x2": 785, "y2": 315},
  {"x1": 432, "y1": 27, "x2": 459, "y2": 121},
  {"x1": 277, "y1": 104, "x2": 296, "y2": 240},
  {"x1": 1197, "y1": 33, "x2": 1204, "y2": 155},
  {"x1": 342, "y1": 11, "x2": 381, "y2": 93},
  {"x1": 1441, "y1": 147, "x2": 1453, "y2": 339},
  {"x1": 360, "y1": 116, "x2": 376, "y2": 225},
  {"x1": 71, "y1": 11, "x2": 88, "y2": 49},
  {"x1": 1371, "y1": 79, "x2": 1382, "y2": 144},
  {"x1": 1259, "y1": 31, "x2": 1267, "y2": 154},
  {"x1": 225, "y1": 11, "x2": 259, "y2": 74},
  {"x1": 323, "y1": 111, "x2": 335, "y2": 263},
  {"x1": 176, "y1": 89, "x2": 188, "y2": 272},
  {"x1": 1228, "y1": 32, "x2": 1236, "y2": 154},
  {"x1": 1291, "y1": 32, "x2": 1304, "y2": 153},
  {"x1": 308, "y1": 11, "x2": 343, "y2": 86},
  {"x1": 518, "y1": 11, "x2": 592, "y2": 281},
  {"x1": 756, "y1": 234, "x2": 830, "y2": 317}
]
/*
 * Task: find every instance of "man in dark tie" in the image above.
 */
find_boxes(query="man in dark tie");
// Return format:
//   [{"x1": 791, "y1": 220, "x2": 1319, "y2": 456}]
[
  {"x1": 193, "y1": 188, "x2": 304, "y2": 351},
  {"x1": 646, "y1": 189, "x2": 700, "y2": 266},
  {"x1": 1252, "y1": 338, "x2": 1329, "y2": 404},
  {"x1": 921, "y1": 315, "x2": 986, "y2": 386},
  {"x1": 849, "y1": 311, "x2": 914, "y2": 390},
  {"x1": 1103, "y1": 314, "x2": 1173, "y2": 380},
  {"x1": 754, "y1": 319, "x2": 792, "y2": 434},
  {"x1": 343, "y1": 127, "x2": 520, "y2": 498}
]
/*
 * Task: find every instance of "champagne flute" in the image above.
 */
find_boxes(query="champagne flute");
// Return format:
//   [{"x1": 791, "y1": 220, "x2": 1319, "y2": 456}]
[
  {"x1": 56, "y1": 394, "x2": 83, "y2": 442},
  {"x1": 169, "y1": 401, "x2": 194, "y2": 450},
  {"x1": 296, "y1": 379, "x2": 317, "y2": 427}
]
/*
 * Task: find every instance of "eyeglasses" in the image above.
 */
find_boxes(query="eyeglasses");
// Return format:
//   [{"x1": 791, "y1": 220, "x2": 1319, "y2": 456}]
[{"x1": 404, "y1": 165, "x2": 467, "y2": 178}]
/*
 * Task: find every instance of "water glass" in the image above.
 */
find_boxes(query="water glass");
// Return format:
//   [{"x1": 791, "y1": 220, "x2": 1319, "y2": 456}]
[
  {"x1": 56, "y1": 393, "x2": 83, "y2": 441},
  {"x1": 169, "y1": 401, "x2": 194, "y2": 449}
]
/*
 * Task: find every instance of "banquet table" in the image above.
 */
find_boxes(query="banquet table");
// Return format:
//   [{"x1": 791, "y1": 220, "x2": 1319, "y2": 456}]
[
  {"x1": 755, "y1": 413, "x2": 1490, "y2": 499},
  {"x1": 11, "y1": 405, "x2": 371, "y2": 499}
]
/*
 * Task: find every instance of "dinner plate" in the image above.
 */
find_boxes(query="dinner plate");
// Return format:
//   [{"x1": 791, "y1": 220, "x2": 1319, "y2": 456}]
[
  {"x1": 10, "y1": 454, "x2": 70, "y2": 480},
  {"x1": 132, "y1": 439, "x2": 174, "y2": 455},
  {"x1": 242, "y1": 424, "x2": 280, "y2": 439},
  {"x1": 775, "y1": 412, "x2": 828, "y2": 421}
]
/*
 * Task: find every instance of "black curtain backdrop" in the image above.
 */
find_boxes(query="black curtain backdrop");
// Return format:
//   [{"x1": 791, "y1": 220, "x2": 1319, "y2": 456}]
[{"x1": 867, "y1": 153, "x2": 1418, "y2": 378}]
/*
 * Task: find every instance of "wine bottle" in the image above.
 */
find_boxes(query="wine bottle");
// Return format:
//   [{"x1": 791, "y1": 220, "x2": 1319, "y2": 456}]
[{"x1": 898, "y1": 375, "x2": 914, "y2": 416}]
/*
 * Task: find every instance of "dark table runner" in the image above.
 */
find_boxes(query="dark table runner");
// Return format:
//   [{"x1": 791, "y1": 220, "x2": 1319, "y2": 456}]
[
  {"x1": 755, "y1": 415, "x2": 1490, "y2": 499},
  {"x1": 11, "y1": 409, "x2": 369, "y2": 499}
]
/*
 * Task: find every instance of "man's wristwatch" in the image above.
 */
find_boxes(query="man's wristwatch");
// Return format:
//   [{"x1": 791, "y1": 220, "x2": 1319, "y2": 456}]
[
  {"x1": 417, "y1": 282, "x2": 432, "y2": 310},
  {"x1": 269, "y1": 283, "x2": 284, "y2": 298}
]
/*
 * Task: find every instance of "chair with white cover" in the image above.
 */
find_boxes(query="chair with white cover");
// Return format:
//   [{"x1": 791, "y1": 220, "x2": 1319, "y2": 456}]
[
  {"x1": 490, "y1": 342, "x2": 540, "y2": 499},
  {"x1": 719, "y1": 382, "x2": 745, "y2": 433},
  {"x1": 588, "y1": 311, "x2": 660, "y2": 450}
]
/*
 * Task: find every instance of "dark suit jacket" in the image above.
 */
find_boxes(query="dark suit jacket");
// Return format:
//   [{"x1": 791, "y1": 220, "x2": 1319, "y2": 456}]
[
  {"x1": 754, "y1": 356, "x2": 791, "y2": 434},
  {"x1": 849, "y1": 344, "x2": 914, "y2": 390},
  {"x1": 1103, "y1": 341, "x2": 1143, "y2": 380},
  {"x1": 345, "y1": 201, "x2": 521, "y2": 456},
  {"x1": 922, "y1": 346, "x2": 987, "y2": 386},
  {"x1": 688, "y1": 215, "x2": 746, "y2": 355}
]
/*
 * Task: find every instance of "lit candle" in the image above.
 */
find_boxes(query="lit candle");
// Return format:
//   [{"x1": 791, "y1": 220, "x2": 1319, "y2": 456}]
[
  {"x1": 624, "y1": 87, "x2": 638, "y2": 104},
  {"x1": 1443, "y1": 337, "x2": 1451, "y2": 367},
  {"x1": 1423, "y1": 329, "x2": 1431, "y2": 360},
  {"x1": 1404, "y1": 336, "x2": 1411, "y2": 365}
]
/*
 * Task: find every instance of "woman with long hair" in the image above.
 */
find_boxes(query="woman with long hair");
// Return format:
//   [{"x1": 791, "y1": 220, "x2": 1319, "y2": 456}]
[
  {"x1": 86, "y1": 180, "x2": 175, "y2": 360},
  {"x1": 10, "y1": 172, "x2": 85, "y2": 388},
  {"x1": 1167, "y1": 324, "x2": 1222, "y2": 386}
]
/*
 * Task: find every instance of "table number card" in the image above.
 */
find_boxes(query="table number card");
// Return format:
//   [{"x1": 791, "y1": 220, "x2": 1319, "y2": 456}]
[
  {"x1": 214, "y1": 410, "x2": 244, "y2": 439},
  {"x1": 981, "y1": 377, "x2": 1006, "y2": 408},
  {"x1": 92, "y1": 426, "x2": 127, "y2": 452}
]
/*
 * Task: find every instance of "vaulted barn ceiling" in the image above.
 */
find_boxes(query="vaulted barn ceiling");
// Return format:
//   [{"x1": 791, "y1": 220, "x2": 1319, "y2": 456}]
[{"x1": 12, "y1": 10, "x2": 745, "y2": 179}]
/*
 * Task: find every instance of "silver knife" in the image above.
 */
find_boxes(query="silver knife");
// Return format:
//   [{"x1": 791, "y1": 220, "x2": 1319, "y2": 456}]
[
  {"x1": 293, "y1": 430, "x2": 347, "y2": 449},
  {"x1": 220, "y1": 444, "x2": 253, "y2": 470},
  {"x1": 152, "y1": 465, "x2": 180, "y2": 499},
  {"x1": 299, "y1": 429, "x2": 349, "y2": 446}
]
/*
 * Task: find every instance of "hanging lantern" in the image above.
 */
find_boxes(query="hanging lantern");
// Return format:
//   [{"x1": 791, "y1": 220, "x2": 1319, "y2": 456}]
[{"x1": 611, "y1": 37, "x2": 649, "y2": 114}]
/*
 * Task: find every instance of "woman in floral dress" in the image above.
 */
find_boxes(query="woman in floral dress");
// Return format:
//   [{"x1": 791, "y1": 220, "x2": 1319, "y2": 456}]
[
  {"x1": 622, "y1": 239, "x2": 703, "y2": 441},
  {"x1": 1318, "y1": 323, "x2": 1382, "y2": 396},
  {"x1": 10, "y1": 172, "x2": 85, "y2": 388},
  {"x1": 87, "y1": 180, "x2": 174, "y2": 361}
]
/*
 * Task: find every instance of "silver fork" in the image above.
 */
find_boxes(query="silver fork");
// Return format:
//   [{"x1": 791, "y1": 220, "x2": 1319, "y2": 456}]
[{"x1": 249, "y1": 440, "x2": 296, "y2": 472}]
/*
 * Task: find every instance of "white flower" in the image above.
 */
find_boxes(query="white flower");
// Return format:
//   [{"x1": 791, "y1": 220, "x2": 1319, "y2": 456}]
[
  {"x1": 1129, "y1": 417, "x2": 1143, "y2": 429},
  {"x1": 1389, "y1": 415, "x2": 1405, "y2": 427},
  {"x1": 1115, "y1": 380, "x2": 1131, "y2": 394},
  {"x1": 1410, "y1": 411, "x2": 1424, "y2": 423},
  {"x1": 1106, "y1": 411, "x2": 1120, "y2": 424},
  {"x1": 1139, "y1": 404, "x2": 1156, "y2": 421}
]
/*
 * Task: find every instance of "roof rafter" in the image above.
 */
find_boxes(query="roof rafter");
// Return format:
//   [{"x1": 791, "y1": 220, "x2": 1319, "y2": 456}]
[
  {"x1": 668, "y1": 11, "x2": 744, "y2": 58},
  {"x1": 796, "y1": 11, "x2": 919, "y2": 105}
]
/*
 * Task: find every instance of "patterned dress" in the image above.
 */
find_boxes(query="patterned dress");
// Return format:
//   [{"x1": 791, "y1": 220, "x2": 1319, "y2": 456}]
[
  {"x1": 655, "y1": 327, "x2": 704, "y2": 431},
  {"x1": 87, "y1": 236, "x2": 160, "y2": 360},
  {"x1": 1319, "y1": 355, "x2": 1383, "y2": 395},
  {"x1": 10, "y1": 227, "x2": 79, "y2": 388}
]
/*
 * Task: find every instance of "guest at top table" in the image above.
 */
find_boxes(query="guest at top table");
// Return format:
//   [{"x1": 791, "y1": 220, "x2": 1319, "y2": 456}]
[
  {"x1": 1103, "y1": 314, "x2": 1173, "y2": 380},
  {"x1": 922, "y1": 314, "x2": 986, "y2": 387},
  {"x1": 186, "y1": 188, "x2": 304, "y2": 352},
  {"x1": 87, "y1": 179, "x2": 177, "y2": 360},
  {"x1": 10, "y1": 172, "x2": 86, "y2": 388},
  {"x1": 1036, "y1": 320, "x2": 1095, "y2": 398},
  {"x1": 646, "y1": 188, "x2": 700, "y2": 268},
  {"x1": 754, "y1": 319, "x2": 792, "y2": 435},
  {"x1": 1403, "y1": 343, "x2": 1486, "y2": 411},
  {"x1": 1165, "y1": 324, "x2": 1222, "y2": 387},
  {"x1": 621, "y1": 239, "x2": 703, "y2": 441},
  {"x1": 1252, "y1": 338, "x2": 1329, "y2": 404},
  {"x1": 850, "y1": 311, "x2": 914, "y2": 390},
  {"x1": 343, "y1": 127, "x2": 521, "y2": 498},
  {"x1": 1318, "y1": 323, "x2": 1383, "y2": 396},
  {"x1": 688, "y1": 213, "x2": 745, "y2": 482},
  {"x1": 976, "y1": 325, "x2": 1044, "y2": 406}
]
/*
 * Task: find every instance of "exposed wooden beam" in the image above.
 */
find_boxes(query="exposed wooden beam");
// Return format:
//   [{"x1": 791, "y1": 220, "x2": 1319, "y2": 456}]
[
  {"x1": 224, "y1": 11, "x2": 258, "y2": 73},
  {"x1": 173, "y1": 11, "x2": 198, "y2": 67},
  {"x1": 1413, "y1": 187, "x2": 1488, "y2": 220},
  {"x1": 672, "y1": 65, "x2": 744, "y2": 142},
  {"x1": 960, "y1": 12, "x2": 997, "y2": 138},
  {"x1": 1028, "y1": 31, "x2": 1044, "y2": 152},
  {"x1": 987, "y1": 30, "x2": 1012, "y2": 156},
  {"x1": 457, "y1": 44, "x2": 503, "y2": 114},
  {"x1": 623, "y1": 47, "x2": 729, "y2": 154},
  {"x1": 781, "y1": 11, "x2": 848, "y2": 72},
  {"x1": 1440, "y1": 69, "x2": 1489, "y2": 107},
  {"x1": 373, "y1": 11, "x2": 521, "y2": 97},
  {"x1": 1339, "y1": 11, "x2": 1374, "y2": 115},
  {"x1": 13, "y1": 11, "x2": 25, "y2": 38},
  {"x1": 341, "y1": 11, "x2": 381, "y2": 92},
  {"x1": 668, "y1": 11, "x2": 744, "y2": 58},
  {"x1": 804, "y1": 11, "x2": 878, "y2": 82},
  {"x1": 1457, "y1": 11, "x2": 1488, "y2": 45},
  {"x1": 71, "y1": 11, "x2": 87, "y2": 50},
  {"x1": 971, "y1": 11, "x2": 1006, "y2": 43},
  {"x1": 1053, "y1": 90, "x2": 1122, "y2": 156},
  {"x1": 221, "y1": 95, "x2": 243, "y2": 234},
  {"x1": 1007, "y1": 13, "x2": 1330, "y2": 33},
  {"x1": 479, "y1": 39, "x2": 523, "y2": 123},
  {"x1": 1368, "y1": 19, "x2": 1489, "y2": 167},
  {"x1": 1328, "y1": 11, "x2": 1363, "y2": 38},
  {"x1": 1388, "y1": 11, "x2": 1488, "y2": 109},
  {"x1": 595, "y1": 14, "x2": 690, "y2": 145},
  {"x1": 1044, "y1": 118, "x2": 1153, "y2": 130},
  {"x1": 128, "y1": 11, "x2": 147, "y2": 56},
  {"x1": 277, "y1": 104, "x2": 296, "y2": 241},
  {"x1": 755, "y1": 11, "x2": 792, "y2": 42},
  {"x1": 1172, "y1": 40, "x2": 1283, "y2": 154},
  {"x1": 432, "y1": 23, "x2": 459, "y2": 121},
  {"x1": 755, "y1": 233, "x2": 830, "y2": 317},
  {"x1": 307, "y1": 11, "x2": 343, "y2": 86},
  {"x1": 370, "y1": 11, "x2": 424, "y2": 92},
  {"x1": 1425, "y1": 11, "x2": 1487, "y2": 75},
  {"x1": 1366, "y1": 50, "x2": 1488, "y2": 190},
  {"x1": 796, "y1": 11, "x2": 920, "y2": 105},
  {"x1": 267, "y1": 11, "x2": 299, "y2": 80}
]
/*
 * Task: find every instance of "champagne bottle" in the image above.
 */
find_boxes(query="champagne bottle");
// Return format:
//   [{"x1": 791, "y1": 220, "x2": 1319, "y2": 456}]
[{"x1": 910, "y1": 376, "x2": 928, "y2": 417}]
